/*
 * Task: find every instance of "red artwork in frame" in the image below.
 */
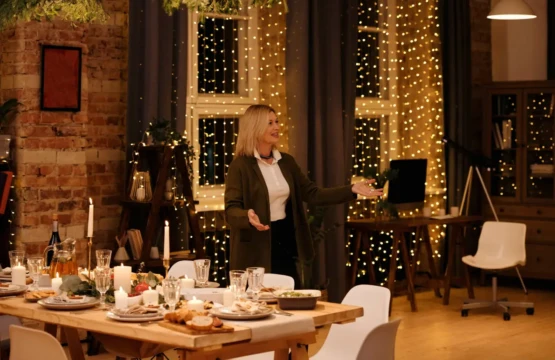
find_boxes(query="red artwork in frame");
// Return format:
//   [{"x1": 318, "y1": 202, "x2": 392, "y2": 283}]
[{"x1": 40, "y1": 45, "x2": 82, "y2": 112}]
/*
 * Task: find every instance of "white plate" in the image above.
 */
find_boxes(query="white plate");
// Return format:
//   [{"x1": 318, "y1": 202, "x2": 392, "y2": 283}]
[
  {"x1": 195, "y1": 281, "x2": 220, "y2": 289},
  {"x1": 211, "y1": 306, "x2": 274, "y2": 320},
  {"x1": 106, "y1": 312, "x2": 164, "y2": 323},
  {"x1": 0, "y1": 284, "x2": 27, "y2": 297},
  {"x1": 38, "y1": 298, "x2": 99, "y2": 310}
]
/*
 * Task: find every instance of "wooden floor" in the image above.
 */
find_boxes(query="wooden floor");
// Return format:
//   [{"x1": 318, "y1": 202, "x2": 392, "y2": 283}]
[{"x1": 82, "y1": 285, "x2": 555, "y2": 360}]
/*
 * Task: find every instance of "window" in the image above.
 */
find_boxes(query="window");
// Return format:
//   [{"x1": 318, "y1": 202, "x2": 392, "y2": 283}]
[
  {"x1": 185, "y1": 4, "x2": 259, "y2": 210},
  {"x1": 354, "y1": 0, "x2": 397, "y2": 179}
]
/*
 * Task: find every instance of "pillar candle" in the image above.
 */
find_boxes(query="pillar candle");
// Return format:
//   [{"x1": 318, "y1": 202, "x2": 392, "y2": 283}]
[
  {"x1": 87, "y1": 198, "x2": 94, "y2": 238},
  {"x1": 163, "y1": 220, "x2": 170, "y2": 260},
  {"x1": 115, "y1": 287, "x2": 128, "y2": 310},
  {"x1": 51, "y1": 273, "x2": 62, "y2": 294},
  {"x1": 180, "y1": 276, "x2": 194, "y2": 289},
  {"x1": 113, "y1": 263, "x2": 131, "y2": 293},
  {"x1": 11, "y1": 263, "x2": 26, "y2": 286},
  {"x1": 223, "y1": 286, "x2": 234, "y2": 307},
  {"x1": 187, "y1": 296, "x2": 204, "y2": 312},
  {"x1": 142, "y1": 287, "x2": 159, "y2": 306}
]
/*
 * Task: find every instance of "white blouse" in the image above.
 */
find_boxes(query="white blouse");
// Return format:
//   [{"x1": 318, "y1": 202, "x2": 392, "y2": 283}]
[{"x1": 254, "y1": 149, "x2": 290, "y2": 221}]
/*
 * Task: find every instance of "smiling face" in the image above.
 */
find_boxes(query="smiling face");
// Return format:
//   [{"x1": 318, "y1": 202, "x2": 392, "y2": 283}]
[{"x1": 259, "y1": 111, "x2": 279, "y2": 147}]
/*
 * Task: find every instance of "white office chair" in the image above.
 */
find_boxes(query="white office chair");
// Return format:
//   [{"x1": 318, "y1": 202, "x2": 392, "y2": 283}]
[
  {"x1": 311, "y1": 285, "x2": 392, "y2": 360},
  {"x1": 356, "y1": 319, "x2": 401, "y2": 360},
  {"x1": 167, "y1": 260, "x2": 196, "y2": 279},
  {"x1": 461, "y1": 221, "x2": 535, "y2": 321},
  {"x1": 9, "y1": 325, "x2": 68, "y2": 360},
  {"x1": 262, "y1": 273, "x2": 295, "y2": 289},
  {"x1": 0, "y1": 316, "x2": 21, "y2": 358}
]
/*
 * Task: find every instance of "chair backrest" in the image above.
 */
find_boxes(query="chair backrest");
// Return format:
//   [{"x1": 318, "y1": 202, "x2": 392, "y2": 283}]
[
  {"x1": 314, "y1": 285, "x2": 391, "y2": 359},
  {"x1": 356, "y1": 319, "x2": 401, "y2": 360},
  {"x1": 9, "y1": 325, "x2": 68, "y2": 360},
  {"x1": 263, "y1": 273, "x2": 295, "y2": 289},
  {"x1": 168, "y1": 260, "x2": 196, "y2": 279},
  {"x1": 475, "y1": 221, "x2": 527, "y2": 265}
]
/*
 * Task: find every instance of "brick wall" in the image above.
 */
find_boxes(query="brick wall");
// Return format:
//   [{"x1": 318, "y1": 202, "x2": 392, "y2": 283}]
[{"x1": 0, "y1": 0, "x2": 128, "y2": 266}]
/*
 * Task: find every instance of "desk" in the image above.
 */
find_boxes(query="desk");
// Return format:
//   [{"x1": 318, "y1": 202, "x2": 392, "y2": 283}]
[
  {"x1": 346, "y1": 216, "x2": 483, "y2": 310},
  {"x1": 0, "y1": 297, "x2": 362, "y2": 360}
]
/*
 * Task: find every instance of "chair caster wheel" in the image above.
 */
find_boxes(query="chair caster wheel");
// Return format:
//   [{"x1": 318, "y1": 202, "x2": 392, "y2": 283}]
[
  {"x1": 461, "y1": 309, "x2": 469, "y2": 317},
  {"x1": 526, "y1": 308, "x2": 534, "y2": 315},
  {"x1": 503, "y1": 312, "x2": 511, "y2": 321}
]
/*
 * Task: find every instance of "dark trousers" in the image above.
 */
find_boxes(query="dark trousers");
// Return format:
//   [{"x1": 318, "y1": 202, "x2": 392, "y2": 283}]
[{"x1": 270, "y1": 215, "x2": 300, "y2": 287}]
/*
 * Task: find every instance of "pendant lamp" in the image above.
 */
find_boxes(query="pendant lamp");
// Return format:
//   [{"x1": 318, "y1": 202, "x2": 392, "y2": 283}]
[{"x1": 487, "y1": 0, "x2": 536, "y2": 20}]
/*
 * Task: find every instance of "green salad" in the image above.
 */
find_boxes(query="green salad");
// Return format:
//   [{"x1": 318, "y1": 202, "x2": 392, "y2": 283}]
[{"x1": 279, "y1": 291, "x2": 313, "y2": 298}]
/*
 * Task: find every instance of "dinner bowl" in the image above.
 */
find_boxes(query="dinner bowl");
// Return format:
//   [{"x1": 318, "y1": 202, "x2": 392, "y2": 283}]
[{"x1": 274, "y1": 290, "x2": 321, "y2": 310}]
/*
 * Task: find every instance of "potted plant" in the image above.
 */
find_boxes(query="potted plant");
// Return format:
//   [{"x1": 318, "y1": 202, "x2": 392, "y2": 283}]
[
  {"x1": 364, "y1": 168, "x2": 399, "y2": 219},
  {"x1": 0, "y1": 99, "x2": 19, "y2": 159}
]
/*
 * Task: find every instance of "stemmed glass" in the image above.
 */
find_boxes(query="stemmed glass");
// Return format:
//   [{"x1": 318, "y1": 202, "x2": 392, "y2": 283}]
[
  {"x1": 94, "y1": 267, "x2": 111, "y2": 309},
  {"x1": 27, "y1": 256, "x2": 44, "y2": 291},
  {"x1": 9, "y1": 250, "x2": 25, "y2": 268},
  {"x1": 229, "y1": 270, "x2": 247, "y2": 301},
  {"x1": 194, "y1": 259, "x2": 211, "y2": 287},
  {"x1": 163, "y1": 278, "x2": 181, "y2": 312},
  {"x1": 95, "y1": 249, "x2": 112, "y2": 269},
  {"x1": 246, "y1": 267, "x2": 265, "y2": 301}
]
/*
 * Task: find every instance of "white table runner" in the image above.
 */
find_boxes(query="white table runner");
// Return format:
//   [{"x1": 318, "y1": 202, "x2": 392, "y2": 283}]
[{"x1": 225, "y1": 314, "x2": 315, "y2": 343}]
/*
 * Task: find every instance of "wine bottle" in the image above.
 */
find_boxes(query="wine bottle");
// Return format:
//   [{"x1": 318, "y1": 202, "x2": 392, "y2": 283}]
[{"x1": 46, "y1": 214, "x2": 61, "y2": 267}]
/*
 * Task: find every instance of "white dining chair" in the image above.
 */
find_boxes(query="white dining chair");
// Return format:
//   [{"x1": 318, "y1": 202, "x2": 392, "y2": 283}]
[
  {"x1": 262, "y1": 273, "x2": 295, "y2": 289},
  {"x1": 9, "y1": 325, "x2": 68, "y2": 360},
  {"x1": 0, "y1": 316, "x2": 21, "y2": 359},
  {"x1": 356, "y1": 319, "x2": 401, "y2": 360},
  {"x1": 168, "y1": 260, "x2": 196, "y2": 279},
  {"x1": 311, "y1": 285, "x2": 391, "y2": 360}
]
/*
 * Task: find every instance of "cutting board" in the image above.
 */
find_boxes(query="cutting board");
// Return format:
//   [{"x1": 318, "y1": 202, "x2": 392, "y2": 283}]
[{"x1": 159, "y1": 321, "x2": 235, "y2": 335}]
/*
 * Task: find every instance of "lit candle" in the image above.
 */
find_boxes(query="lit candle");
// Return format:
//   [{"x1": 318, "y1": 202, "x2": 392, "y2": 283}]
[
  {"x1": 12, "y1": 263, "x2": 26, "y2": 286},
  {"x1": 136, "y1": 187, "x2": 145, "y2": 201},
  {"x1": 113, "y1": 263, "x2": 131, "y2": 293},
  {"x1": 87, "y1": 198, "x2": 94, "y2": 238},
  {"x1": 51, "y1": 273, "x2": 62, "y2": 294},
  {"x1": 180, "y1": 275, "x2": 194, "y2": 289},
  {"x1": 142, "y1": 287, "x2": 159, "y2": 306},
  {"x1": 187, "y1": 296, "x2": 204, "y2": 312},
  {"x1": 223, "y1": 286, "x2": 234, "y2": 307},
  {"x1": 115, "y1": 286, "x2": 128, "y2": 310},
  {"x1": 163, "y1": 220, "x2": 170, "y2": 260}
]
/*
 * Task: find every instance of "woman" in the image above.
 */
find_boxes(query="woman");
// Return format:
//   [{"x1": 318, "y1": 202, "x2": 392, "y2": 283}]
[{"x1": 225, "y1": 104, "x2": 382, "y2": 285}]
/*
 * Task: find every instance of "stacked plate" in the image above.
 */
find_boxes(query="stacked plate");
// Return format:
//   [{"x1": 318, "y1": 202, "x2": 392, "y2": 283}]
[
  {"x1": 0, "y1": 284, "x2": 27, "y2": 297},
  {"x1": 38, "y1": 296, "x2": 99, "y2": 310},
  {"x1": 107, "y1": 307, "x2": 164, "y2": 323}
]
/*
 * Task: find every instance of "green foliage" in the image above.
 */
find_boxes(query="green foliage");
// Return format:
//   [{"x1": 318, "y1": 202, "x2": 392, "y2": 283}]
[
  {"x1": 0, "y1": 99, "x2": 20, "y2": 133},
  {"x1": 162, "y1": 0, "x2": 288, "y2": 16},
  {"x1": 364, "y1": 168, "x2": 400, "y2": 219},
  {"x1": 0, "y1": 0, "x2": 108, "y2": 30},
  {"x1": 59, "y1": 274, "x2": 115, "y2": 303}
]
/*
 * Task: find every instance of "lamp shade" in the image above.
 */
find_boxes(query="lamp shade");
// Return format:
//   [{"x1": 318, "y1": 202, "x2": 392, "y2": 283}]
[{"x1": 488, "y1": 0, "x2": 536, "y2": 20}]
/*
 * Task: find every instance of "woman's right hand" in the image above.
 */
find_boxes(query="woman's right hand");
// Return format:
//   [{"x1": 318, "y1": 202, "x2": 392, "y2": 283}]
[{"x1": 248, "y1": 209, "x2": 270, "y2": 231}]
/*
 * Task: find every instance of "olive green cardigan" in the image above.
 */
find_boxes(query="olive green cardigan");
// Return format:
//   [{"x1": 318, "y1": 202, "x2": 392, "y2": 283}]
[{"x1": 224, "y1": 152, "x2": 355, "y2": 273}]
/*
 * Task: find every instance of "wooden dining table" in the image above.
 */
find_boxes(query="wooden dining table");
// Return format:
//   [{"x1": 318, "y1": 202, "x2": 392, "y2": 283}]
[{"x1": 0, "y1": 297, "x2": 363, "y2": 360}]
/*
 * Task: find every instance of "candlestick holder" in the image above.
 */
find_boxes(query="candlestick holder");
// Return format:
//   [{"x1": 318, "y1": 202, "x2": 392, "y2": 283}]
[
  {"x1": 87, "y1": 236, "x2": 93, "y2": 279},
  {"x1": 163, "y1": 258, "x2": 170, "y2": 278}
]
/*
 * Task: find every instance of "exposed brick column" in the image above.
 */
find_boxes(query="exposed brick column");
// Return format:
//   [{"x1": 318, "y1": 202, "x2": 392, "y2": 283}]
[{"x1": 0, "y1": 0, "x2": 128, "y2": 266}]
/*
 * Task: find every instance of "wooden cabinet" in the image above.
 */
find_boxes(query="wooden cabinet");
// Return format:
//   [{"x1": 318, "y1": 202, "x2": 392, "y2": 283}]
[{"x1": 483, "y1": 81, "x2": 555, "y2": 280}]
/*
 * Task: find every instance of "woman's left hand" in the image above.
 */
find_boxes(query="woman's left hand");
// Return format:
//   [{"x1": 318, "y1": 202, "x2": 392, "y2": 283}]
[{"x1": 352, "y1": 179, "x2": 384, "y2": 197}]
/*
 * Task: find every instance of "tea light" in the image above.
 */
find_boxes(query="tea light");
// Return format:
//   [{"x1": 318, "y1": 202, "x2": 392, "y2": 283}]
[
  {"x1": 11, "y1": 263, "x2": 26, "y2": 286},
  {"x1": 187, "y1": 296, "x2": 204, "y2": 312},
  {"x1": 142, "y1": 287, "x2": 159, "y2": 306},
  {"x1": 115, "y1": 287, "x2": 128, "y2": 309},
  {"x1": 180, "y1": 276, "x2": 194, "y2": 289},
  {"x1": 51, "y1": 273, "x2": 62, "y2": 294},
  {"x1": 113, "y1": 263, "x2": 131, "y2": 293},
  {"x1": 136, "y1": 187, "x2": 145, "y2": 201},
  {"x1": 223, "y1": 286, "x2": 234, "y2": 307}
]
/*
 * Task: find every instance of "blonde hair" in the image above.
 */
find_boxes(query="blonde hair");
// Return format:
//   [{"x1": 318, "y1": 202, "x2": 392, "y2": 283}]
[{"x1": 234, "y1": 104, "x2": 276, "y2": 158}]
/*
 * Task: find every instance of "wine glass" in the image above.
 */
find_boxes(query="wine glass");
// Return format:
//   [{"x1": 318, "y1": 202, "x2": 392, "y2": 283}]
[
  {"x1": 229, "y1": 270, "x2": 247, "y2": 300},
  {"x1": 95, "y1": 267, "x2": 111, "y2": 309},
  {"x1": 95, "y1": 249, "x2": 112, "y2": 269},
  {"x1": 9, "y1": 250, "x2": 25, "y2": 268},
  {"x1": 27, "y1": 256, "x2": 44, "y2": 291},
  {"x1": 246, "y1": 267, "x2": 265, "y2": 301},
  {"x1": 194, "y1": 259, "x2": 211, "y2": 287},
  {"x1": 163, "y1": 278, "x2": 181, "y2": 312}
]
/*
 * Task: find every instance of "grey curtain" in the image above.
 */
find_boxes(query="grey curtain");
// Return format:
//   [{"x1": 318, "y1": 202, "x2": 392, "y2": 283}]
[
  {"x1": 440, "y1": 0, "x2": 472, "y2": 210},
  {"x1": 286, "y1": 0, "x2": 358, "y2": 302},
  {"x1": 127, "y1": 0, "x2": 188, "y2": 148}
]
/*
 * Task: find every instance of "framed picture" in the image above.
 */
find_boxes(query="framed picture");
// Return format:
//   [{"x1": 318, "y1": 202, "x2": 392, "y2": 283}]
[{"x1": 40, "y1": 45, "x2": 82, "y2": 112}]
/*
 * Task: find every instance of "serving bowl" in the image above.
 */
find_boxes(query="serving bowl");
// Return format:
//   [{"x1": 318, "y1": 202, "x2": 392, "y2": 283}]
[{"x1": 274, "y1": 289, "x2": 321, "y2": 310}]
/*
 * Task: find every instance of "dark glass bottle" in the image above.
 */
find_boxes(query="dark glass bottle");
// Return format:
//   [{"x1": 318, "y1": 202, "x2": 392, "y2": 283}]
[{"x1": 46, "y1": 214, "x2": 61, "y2": 267}]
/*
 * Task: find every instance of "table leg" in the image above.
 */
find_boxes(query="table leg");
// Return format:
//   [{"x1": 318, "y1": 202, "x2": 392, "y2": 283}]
[
  {"x1": 290, "y1": 344, "x2": 309, "y2": 360},
  {"x1": 411, "y1": 227, "x2": 422, "y2": 279},
  {"x1": 62, "y1": 326, "x2": 85, "y2": 360},
  {"x1": 443, "y1": 227, "x2": 457, "y2": 306},
  {"x1": 350, "y1": 230, "x2": 362, "y2": 287},
  {"x1": 397, "y1": 231, "x2": 417, "y2": 312},
  {"x1": 387, "y1": 232, "x2": 400, "y2": 296},
  {"x1": 422, "y1": 226, "x2": 442, "y2": 298},
  {"x1": 274, "y1": 349, "x2": 289, "y2": 360},
  {"x1": 457, "y1": 225, "x2": 475, "y2": 299},
  {"x1": 44, "y1": 323, "x2": 57, "y2": 338}
]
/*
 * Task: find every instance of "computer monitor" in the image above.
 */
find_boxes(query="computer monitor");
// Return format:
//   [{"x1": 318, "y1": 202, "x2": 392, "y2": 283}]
[{"x1": 387, "y1": 159, "x2": 428, "y2": 208}]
